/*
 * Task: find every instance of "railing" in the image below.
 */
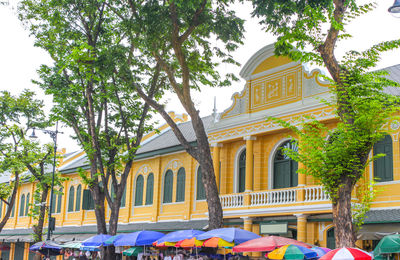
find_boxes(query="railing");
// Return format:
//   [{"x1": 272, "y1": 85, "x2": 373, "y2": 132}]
[
  {"x1": 304, "y1": 186, "x2": 330, "y2": 202},
  {"x1": 251, "y1": 188, "x2": 297, "y2": 206},
  {"x1": 219, "y1": 186, "x2": 330, "y2": 209},
  {"x1": 220, "y1": 193, "x2": 244, "y2": 208}
]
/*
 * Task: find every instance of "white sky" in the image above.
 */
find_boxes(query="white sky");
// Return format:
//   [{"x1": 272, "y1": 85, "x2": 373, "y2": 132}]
[{"x1": 1, "y1": 1, "x2": 400, "y2": 152}]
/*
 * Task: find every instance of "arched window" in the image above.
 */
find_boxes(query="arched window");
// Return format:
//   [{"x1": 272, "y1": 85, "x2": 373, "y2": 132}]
[
  {"x1": 145, "y1": 173, "x2": 154, "y2": 205},
  {"x1": 25, "y1": 193, "x2": 30, "y2": 216},
  {"x1": 327, "y1": 228, "x2": 335, "y2": 249},
  {"x1": 176, "y1": 168, "x2": 186, "y2": 202},
  {"x1": 8, "y1": 197, "x2": 14, "y2": 218},
  {"x1": 135, "y1": 175, "x2": 144, "y2": 206},
  {"x1": 57, "y1": 188, "x2": 63, "y2": 213},
  {"x1": 75, "y1": 185, "x2": 81, "y2": 211},
  {"x1": 196, "y1": 167, "x2": 206, "y2": 200},
  {"x1": 51, "y1": 192, "x2": 57, "y2": 214},
  {"x1": 19, "y1": 194, "x2": 25, "y2": 216},
  {"x1": 68, "y1": 186, "x2": 75, "y2": 212},
  {"x1": 273, "y1": 140, "x2": 298, "y2": 189},
  {"x1": 238, "y1": 149, "x2": 246, "y2": 193},
  {"x1": 374, "y1": 135, "x2": 393, "y2": 182},
  {"x1": 0, "y1": 200, "x2": 3, "y2": 217},
  {"x1": 163, "y1": 170, "x2": 173, "y2": 203},
  {"x1": 121, "y1": 186, "x2": 126, "y2": 208}
]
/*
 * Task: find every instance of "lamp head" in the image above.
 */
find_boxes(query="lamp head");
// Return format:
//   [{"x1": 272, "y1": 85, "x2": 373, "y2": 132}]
[
  {"x1": 389, "y1": 0, "x2": 400, "y2": 18},
  {"x1": 29, "y1": 128, "x2": 38, "y2": 139}
]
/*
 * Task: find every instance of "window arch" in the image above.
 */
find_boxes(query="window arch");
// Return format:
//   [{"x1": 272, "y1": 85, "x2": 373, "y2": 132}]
[
  {"x1": 135, "y1": 175, "x2": 144, "y2": 206},
  {"x1": 25, "y1": 193, "x2": 30, "y2": 216},
  {"x1": 121, "y1": 186, "x2": 126, "y2": 208},
  {"x1": 326, "y1": 227, "x2": 335, "y2": 249},
  {"x1": 374, "y1": 135, "x2": 393, "y2": 182},
  {"x1": 238, "y1": 149, "x2": 246, "y2": 193},
  {"x1": 19, "y1": 194, "x2": 25, "y2": 216},
  {"x1": 176, "y1": 168, "x2": 186, "y2": 202},
  {"x1": 57, "y1": 188, "x2": 63, "y2": 213},
  {"x1": 163, "y1": 170, "x2": 173, "y2": 203},
  {"x1": 196, "y1": 167, "x2": 206, "y2": 200},
  {"x1": 75, "y1": 185, "x2": 81, "y2": 211},
  {"x1": 145, "y1": 173, "x2": 154, "y2": 205},
  {"x1": 273, "y1": 140, "x2": 298, "y2": 189},
  {"x1": 68, "y1": 186, "x2": 75, "y2": 212}
]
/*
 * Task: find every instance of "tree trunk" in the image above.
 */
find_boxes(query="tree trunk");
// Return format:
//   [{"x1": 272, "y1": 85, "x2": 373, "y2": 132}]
[
  {"x1": 0, "y1": 173, "x2": 19, "y2": 233},
  {"x1": 332, "y1": 176, "x2": 356, "y2": 247},
  {"x1": 33, "y1": 185, "x2": 49, "y2": 242}
]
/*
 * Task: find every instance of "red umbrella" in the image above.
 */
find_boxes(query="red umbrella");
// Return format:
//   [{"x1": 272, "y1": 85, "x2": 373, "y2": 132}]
[
  {"x1": 233, "y1": 236, "x2": 312, "y2": 253},
  {"x1": 319, "y1": 247, "x2": 371, "y2": 260}
]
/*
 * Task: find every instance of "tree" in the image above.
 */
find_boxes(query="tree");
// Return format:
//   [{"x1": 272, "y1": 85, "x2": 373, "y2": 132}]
[
  {"x1": 19, "y1": 1, "x2": 163, "y2": 257},
  {"x1": 251, "y1": 0, "x2": 400, "y2": 246},
  {"x1": 109, "y1": 0, "x2": 245, "y2": 229},
  {"x1": 0, "y1": 90, "x2": 60, "y2": 244}
]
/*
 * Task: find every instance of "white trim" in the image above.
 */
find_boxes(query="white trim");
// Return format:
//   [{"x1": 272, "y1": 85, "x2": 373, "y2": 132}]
[
  {"x1": 233, "y1": 145, "x2": 246, "y2": 193},
  {"x1": 268, "y1": 138, "x2": 291, "y2": 190},
  {"x1": 223, "y1": 203, "x2": 332, "y2": 216}
]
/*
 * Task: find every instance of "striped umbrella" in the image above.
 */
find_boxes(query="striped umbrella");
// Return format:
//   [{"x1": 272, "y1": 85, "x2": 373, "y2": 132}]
[
  {"x1": 266, "y1": 244, "x2": 318, "y2": 260},
  {"x1": 319, "y1": 248, "x2": 371, "y2": 260}
]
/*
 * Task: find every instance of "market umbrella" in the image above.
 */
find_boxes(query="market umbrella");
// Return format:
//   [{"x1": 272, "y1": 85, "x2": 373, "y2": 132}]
[
  {"x1": 61, "y1": 241, "x2": 82, "y2": 249},
  {"x1": 80, "y1": 245, "x2": 100, "y2": 251},
  {"x1": 196, "y1": 228, "x2": 260, "y2": 244},
  {"x1": 122, "y1": 247, "x2": 144, "y2": 256},
  {"x1": 175, "y1": 237, "x2": 204, "y2": 248},
  {"x1": 374, "y1": 234, "x2": 400, "y2": 257},
  {"x1": 203, "y1": 237, "x2": 234, "y2": 248},
  {"x1": 29, "y1": 241, "x2": 63, "y2": 256},
  {"x1": 81, "y1": 234, "x2": 112, "y2": 247},
  {"x1": 0, "y1": 244, "x2": 10, "y2": 250},
  {"x1": 319, "y1": 247, "x2": 371, "y2": 260},
  {"x1": 156, "y1": 229, "x2": 205, "y2": 243},
  {"x1": 310, "y1": 247, "x2": 331, "y2": 257},
  {"x1": 266, "y1": 244, "x2": 318, "y2": 260},
  {"x1": 114, "y1": 230, "x2": 165, "y2": 246},
  {"x1": 105, "y1": 234, "x2": 125, "y2": 246},
  {"x1": 233, "y1": 235, "x2": 312, "y2": 253}
]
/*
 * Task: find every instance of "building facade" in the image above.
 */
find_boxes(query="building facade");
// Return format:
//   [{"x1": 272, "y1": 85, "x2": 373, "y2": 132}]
[{"x1": 1, "y1": 44, "x2": 400, "y2": 259}]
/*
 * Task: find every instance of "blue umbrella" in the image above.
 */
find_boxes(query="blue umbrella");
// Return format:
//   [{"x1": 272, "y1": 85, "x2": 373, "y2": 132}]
[
  {"x1": 156, "y1": 229, "x2": 205, "y2": 243},
  {"x1": 105, "y1": 234, "x2": 125, "y2": 246},
  {"x1": 196, "y1": 228, "x2": 260, "y2": 244},
  {"x1": 81, "y1": 234, "x2": 112, "y2": 247},
  {"x1": 29, "y1": 241, "x2": 62, "y2": 256},
  {"x1": 114, "y1": 231, "x2": 165, "y2": 246}
]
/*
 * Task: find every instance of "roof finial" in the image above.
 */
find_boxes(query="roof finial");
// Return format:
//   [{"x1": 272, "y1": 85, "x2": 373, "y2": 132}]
[{"x1": 212, "y1": 96, "x2": 217, "y2": 120}]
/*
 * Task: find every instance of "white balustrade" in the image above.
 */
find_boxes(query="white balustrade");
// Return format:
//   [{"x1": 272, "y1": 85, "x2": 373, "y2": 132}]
[
  {"x1": 303, "y1": 186, "x2": 330, "y2": 201},
  {"x1": 220, "y1": 194, "x2": 244, "y2": 208},
  {"x1": 250, "y1": 188, "x2": 297, "y2": 206}
]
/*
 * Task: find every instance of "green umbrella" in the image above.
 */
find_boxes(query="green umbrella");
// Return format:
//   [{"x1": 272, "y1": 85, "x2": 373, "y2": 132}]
[
  {"x1": 122, "y1": 247, "x2": 144, "y2": 256},
  {"x1": 374, "y1": 234, "x2": 400, "y2": 257},
  {"x1": 61, "y1": 242, "x2": 82, "y2": 249}
]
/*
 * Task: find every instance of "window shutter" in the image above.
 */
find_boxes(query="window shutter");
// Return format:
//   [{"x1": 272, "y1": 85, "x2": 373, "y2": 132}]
[
  {"x1": 82, "y1": 189, "x2": 91, "y2": 210},
  {"x1": 135, "y1": 175, "x2": 144, "y2": 206},
  {"x1": 0, "y1": 201, "x2": 2, "y2": 217},
  {"x1": 121, "y1": 186, "x2": 126, "y2": 207},
  {"x1": 75, "y1": 185, "x2": 81, "y2": 211},
  {"x1": 176, "y1": 168, "x2": 185, "y2": 202},
  {"x1": 374, "y1": 135, "x2": 393, "y2": 182},
  {"x1": 25, "y1": 193, "x2": 30, "y2": 216},
  {"x1": 145, "y1": 173, "x2": 154, "y2": 205},
  {"x1": 19, "y1": 194, "x2": 25, "y2": 216},
  {"x1": 238, "y1": 150, "x2": 246, "y2": 193},
  {"x1": 51, "y1": 192, "x2": 57, "y2": 214},
  {"x1": 196, "y1": 167, "x2": 206, "y2": 200},
  {"x1": 163, "y1": 170, "x2": 173, "y2": 203},
  {"x1": 57, "y1": 188, "x2": 63, "y2": 213},
  {"x1": 67, "y1": 186, "x2": 75, "y2": 212}
]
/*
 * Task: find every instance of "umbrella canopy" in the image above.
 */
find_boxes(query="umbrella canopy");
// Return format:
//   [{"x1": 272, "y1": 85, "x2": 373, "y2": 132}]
[
  {"x1": 0, "y1": 244, "x2": 10, "y2": 251},
  {"x1": 319, "y1": 247, "x2": 371, "y2": 260},
  {"x1": 175, "y1": 237, "x2": 204, "y2": 248},
  {"x1": 105, "y1": 234, "x2": 125, "y2": 246},
  {"x1": 61, "y1": 241, "x2": 82, "y2": 249},
  {"x1": 233, "y1": 235, "x2": 312, "y2": 253},
  {"x1": 156, "y1": 229, "x2": 205, "y2": 243},
  {"x1": 266, "y1": 244, "x2": 318, "y2": 260},
  {"x1": 203, "y1": 237, "x2": 234, "y2": 248},
  {"x1": 81, "y1": 234, "x2": 112, "y2": 247},
  {"x1": 123, "y1": 247, "x2": 144, "y2": 256},
  {"x1": 80, "y1": 245, "x2": 100, "y2": 251},
  {"x1": 310, "y1": 247, "x2": 331, "y2": 257},
  {"x1": 29, "y1": 241, "x2": 62, "y2": 256},
  {"x1": 114, "y1": 231, "x2": 165, "y2": 246},
  {"x1": 196, "y1": 228, "x2": 260, "y2": 244},
  {"x1": 374, "y1": 234, "x2": 400, "y2": 257}
]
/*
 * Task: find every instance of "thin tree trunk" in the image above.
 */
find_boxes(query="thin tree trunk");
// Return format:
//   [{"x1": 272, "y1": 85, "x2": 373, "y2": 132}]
[
  {"x1": 0, "y1": 173, "x2": 19, "y2": 232},
  {"x1": 33, "y1": 185, "x2": 49, "y2": 243}
]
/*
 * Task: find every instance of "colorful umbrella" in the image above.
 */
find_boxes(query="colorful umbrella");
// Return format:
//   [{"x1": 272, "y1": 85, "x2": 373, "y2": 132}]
[
  {"x1": 319, "y1": 247, "x2": 371, "y2": 260},
  {"x1": 310, "y1": 247, "x2": 331, "y2": 257},
  {"x1": 156, "y1": 229, "x2": 205, "y2": 243},
  {"x1": 81, "y1": 234, "x2": 112, "y2": 247},
  {"x1": 114, "y1": 230, "x2": 165, "y2": 246},
  {"x1": 105, "y1": 234, "x2": 125, "y2": 246},
  {"x1": 61, "y1": 241, "x2": 82, "y2": 249},
  {"x1": 233, "y1": 235, "x2": 312, "y2": 253},
  {"x1": 175, "y1": 237, "x2": 204, "y2": 248},
  {"x1": 122, "y1": 247, "x2": 144, "y2": 256},
  {"x1": 196, "y1": 228, "x2": 260, "y2": 244},
  {"x1": 266, "y1": 244, "x2": 318, "y2": 260},
  {"x1": 203, "y1": 237, "x2": 234, "y2": 248},
  {"x1": 373, "y1": 234, "x2": 400, "y2": 257},
  {"x1": 29, "y1": 241, "x2": 63, "y2": 256}
]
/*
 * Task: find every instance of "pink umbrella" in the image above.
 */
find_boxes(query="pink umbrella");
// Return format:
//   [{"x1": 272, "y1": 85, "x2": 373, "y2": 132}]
[
  {"x1": 319, "y1": 247, "x2": 371, "y2": 260},
  {"x1": 233, "y1": 236, "x2": 311, "y2": 253}
]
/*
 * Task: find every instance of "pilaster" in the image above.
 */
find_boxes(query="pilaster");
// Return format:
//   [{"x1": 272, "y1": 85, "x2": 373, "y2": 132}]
[{"x1": 244, "y1": 136, "x2": 256, "y2": 192}]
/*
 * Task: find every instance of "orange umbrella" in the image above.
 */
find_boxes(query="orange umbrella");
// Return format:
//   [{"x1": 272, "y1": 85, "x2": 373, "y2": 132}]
[
  {"x1": 175, "y1": 237, "x2": 204, "y2": 248},
  {"x1": 203, "y1": 237, "x2": 234, "y2": 248}
]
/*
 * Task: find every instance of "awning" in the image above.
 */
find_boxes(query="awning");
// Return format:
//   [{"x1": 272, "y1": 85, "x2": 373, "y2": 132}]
[
  {"x1": 357, "y1": 223, "x2": 400, "y2": 240},
  {"x1": 3, "y1": 235, "x2": 34, "y2": 242},
  {"x1": 53, "y1": 233, "x2": 94, "y2": 242}
]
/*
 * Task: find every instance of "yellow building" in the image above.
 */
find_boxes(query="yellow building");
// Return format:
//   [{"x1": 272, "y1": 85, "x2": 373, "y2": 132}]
[{"x1": 1, "y1": 43, "x2": 400, "y2": 259}]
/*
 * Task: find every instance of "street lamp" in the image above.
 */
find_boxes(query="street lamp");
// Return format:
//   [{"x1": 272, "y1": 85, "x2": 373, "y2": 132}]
[
  {"x1": 389, "y1": 0, "x2": 400, "y2": 17},
  {"x1": 30, "y1": 122, "x2": 63, "y2": 241}
]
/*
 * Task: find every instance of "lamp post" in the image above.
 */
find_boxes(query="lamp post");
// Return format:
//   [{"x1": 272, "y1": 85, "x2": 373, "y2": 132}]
[
  {"x1": 30, "y1": 122, "x2": 63, "y2": 241},
  {"x1": 389, "y1": 0, "x2": 400, "y2": 17}
]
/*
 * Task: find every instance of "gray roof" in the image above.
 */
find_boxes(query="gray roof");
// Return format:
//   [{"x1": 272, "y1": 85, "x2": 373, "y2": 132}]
[
  {"x1": 381, "y1": 64, "x2": 400, "y2": 95},
  {"x1": 59, "y1": 155, "x2": 89, "y2": 173},
  {"x1": 364, "y1": 208, "x2": 400, "y2": 223},
  {"x1": 136, "y1": 115, "x2": 215, "y2": 154}
]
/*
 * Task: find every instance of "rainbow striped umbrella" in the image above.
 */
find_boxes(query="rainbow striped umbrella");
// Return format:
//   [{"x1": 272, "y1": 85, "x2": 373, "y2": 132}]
[{"x1": 266, "y1": 244, "x2": 318, "y2": 260}]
